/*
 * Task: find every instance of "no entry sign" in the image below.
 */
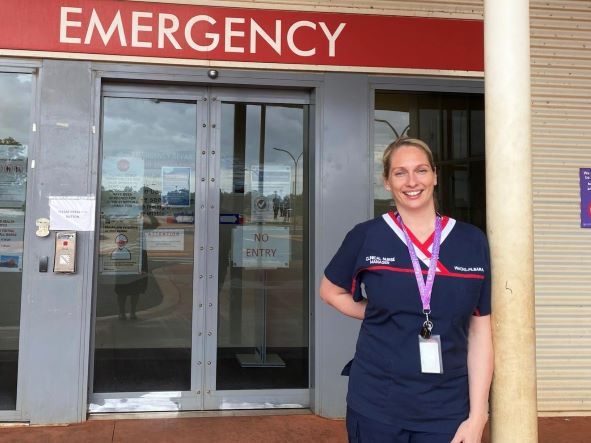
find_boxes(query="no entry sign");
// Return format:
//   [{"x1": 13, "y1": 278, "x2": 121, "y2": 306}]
[{"x1": 232, "y1": 226, "x2": 290, "y2": 269}]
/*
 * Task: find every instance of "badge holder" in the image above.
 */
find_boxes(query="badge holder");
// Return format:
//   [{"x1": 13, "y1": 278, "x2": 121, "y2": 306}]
[
  {"x1": 418, "y1": 334, "x2": 443, "y2": 374},
  {"x1": 418, "y1": 311, "x2": 443, "y2": 374}
]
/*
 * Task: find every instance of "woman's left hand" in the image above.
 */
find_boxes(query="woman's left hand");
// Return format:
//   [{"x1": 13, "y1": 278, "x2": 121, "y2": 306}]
[{"x1": 450, "y1": 415, "x2": 487, "y2": 443}]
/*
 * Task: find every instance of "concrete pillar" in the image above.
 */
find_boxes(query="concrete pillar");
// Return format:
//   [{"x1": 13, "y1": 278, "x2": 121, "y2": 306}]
[{"x1": 484, "y1": 1, "x2": 538, "y2": 442}]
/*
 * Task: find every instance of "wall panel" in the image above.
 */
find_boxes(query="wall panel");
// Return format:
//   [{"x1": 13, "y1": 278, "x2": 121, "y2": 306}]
[
  {"x1": 135, "y1": 0, "x2": 483, "y2": 18},
  {"x1": 531, "y1": 0, "x2": 591, "y2": 414}
]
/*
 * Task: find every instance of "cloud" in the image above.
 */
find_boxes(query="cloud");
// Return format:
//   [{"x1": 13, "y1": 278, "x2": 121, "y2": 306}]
[{"x1": 0, "y1": 74, "x2": 33, "y2": 145}]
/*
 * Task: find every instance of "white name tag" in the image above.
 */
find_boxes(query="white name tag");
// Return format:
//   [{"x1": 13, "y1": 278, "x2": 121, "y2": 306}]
[{"x1": 418, "y1": 335, "x2": 443, "y2": 374}]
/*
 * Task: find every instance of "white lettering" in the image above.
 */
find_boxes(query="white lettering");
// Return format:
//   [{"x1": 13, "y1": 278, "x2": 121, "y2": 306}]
[
  {"x1": 365, "y1": 255, "x2": 396, "y2": 265},
  {"x1": 158, "y1": 13, "x2": 181, "y2": 49},
  {"x1": 454, "y1": 266, "x2": 485, "y2": 273},
  {"x1": 59, "y1": 8, "x2": 344, "y2": 59},
  {"x1": 287, "y1": 20, "x2": 316, "y2": 57},
  {"x1": 250, "y1": 19, "x2": 281, "y2": 55},
  {"x1": 84, "y1": 9, "x2": 127, "y2": 46},
  {"x1": 185, "y1": 15, "x2": 219, "y2": 52},
  {"x1": 225, "y1": 17, "x2": 245, "y2": 53},
  {"x1": 319, "y1": 22, "x2": 346, "y2": 57},
  {"x1": 60, "y1": 7, "x2": 82, "y2": 44},
  {"x1": 132, "y1": 11, "x2": 153, "y2": 48}
]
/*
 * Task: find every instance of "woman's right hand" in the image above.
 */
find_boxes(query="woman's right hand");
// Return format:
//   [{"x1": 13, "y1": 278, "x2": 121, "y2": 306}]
[{"x1": 319, "y1": 276, "x2": 366, "y2": 320}]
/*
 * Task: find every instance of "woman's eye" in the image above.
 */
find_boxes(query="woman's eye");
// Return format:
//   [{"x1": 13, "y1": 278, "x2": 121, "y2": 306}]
[
  {"x1": 394, "y1": 171, "x2": 406, "y2": 177},
  {"x1": 417, "y1": 169, "x2": 428, "y2": 174}
]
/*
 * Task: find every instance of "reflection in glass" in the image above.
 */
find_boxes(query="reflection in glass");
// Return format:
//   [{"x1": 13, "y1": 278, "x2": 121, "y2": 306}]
[
  {"x1": 93, "y1": 97, "x2": 196, "y2": 392},
  {"x1": 217, "y1": 103, "x2": 309, "y2": 390},
  {"x1": 0, "y1": 73, "x2": 32, "y2": 410},
  {"x1": 373, "y1": 91, "x2": 486, "y2": 230}
]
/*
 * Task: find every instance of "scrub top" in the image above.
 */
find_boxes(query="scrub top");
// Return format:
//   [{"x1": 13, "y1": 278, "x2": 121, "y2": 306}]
[{"x1": 325, "y1": 212, "x2": 491, "y2": 433}]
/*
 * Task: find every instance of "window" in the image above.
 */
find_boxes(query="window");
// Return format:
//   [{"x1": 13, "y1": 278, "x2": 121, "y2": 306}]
[
  {"x1": 0, "y1": 72, "x2": 32, "y2": 410},
  {"x1": 374, "y1": 92, "x2": 485, "y2": 229}
]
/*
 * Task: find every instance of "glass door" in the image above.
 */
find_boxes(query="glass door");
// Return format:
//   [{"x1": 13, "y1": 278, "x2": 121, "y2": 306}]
[
  {"x1": 205, "y1": 89, "x2": 310, "y2": 409},
  {"x1": 90, "y1": 85, "x2": 207, "y2": 412},
  {"x1": 0, "y1": 71, "x2": 33, "y2": 418},
  {"x1": 90, "y1": 85, "x2": 310, "y2": 413}
]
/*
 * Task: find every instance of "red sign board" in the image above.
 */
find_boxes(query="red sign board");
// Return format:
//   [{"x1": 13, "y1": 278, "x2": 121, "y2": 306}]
[{"x1": 0, "y1": 0, "x2": 483, "y2": 71}]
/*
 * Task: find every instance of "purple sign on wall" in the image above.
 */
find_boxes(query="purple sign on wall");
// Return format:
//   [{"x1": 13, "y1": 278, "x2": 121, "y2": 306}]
[{"x1": 580, "y1": 168, "x2": 591, "y2": 228}]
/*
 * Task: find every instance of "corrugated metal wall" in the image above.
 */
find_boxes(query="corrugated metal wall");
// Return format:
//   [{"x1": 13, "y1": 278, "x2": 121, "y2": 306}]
[
  {"x1": 531, "y1": 0, "x2": 591, "y2": 414},
  {"x1": 151, "y1": 0, "x2": 483, "y2": 18}
]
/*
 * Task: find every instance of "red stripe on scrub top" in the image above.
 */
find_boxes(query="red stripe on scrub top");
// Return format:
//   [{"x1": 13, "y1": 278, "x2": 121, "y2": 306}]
[
  {"x1": 388, "y1": 211, "x2": 450, "y2": 273},
  {"x1": 350, "y1": 265, "x2": 485, "y2": 296}
]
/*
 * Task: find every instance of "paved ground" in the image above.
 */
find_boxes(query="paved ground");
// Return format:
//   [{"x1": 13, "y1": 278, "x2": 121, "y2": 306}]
[{"x1": 0, "y1": 413, "x2": 589, "y2": 442}]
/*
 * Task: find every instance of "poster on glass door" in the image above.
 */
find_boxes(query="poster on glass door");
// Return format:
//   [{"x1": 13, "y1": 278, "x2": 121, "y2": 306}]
[
  {"x1": 0, "y1": 209, "x2": 24, "y2": 272},
  {"x1": 161, "y1": 166, "x2": 191, "y2": 207},
  {"x1": 99, "y1": 217, "x2": 143, "y2": 274},
  {"x1": 250, "y1": 165, "x2": 291, "y2": 222},
  {"x1": 101, "y1": 156, "x2": 144, "y2": 218},
  {"x1": 0, "y1": 145, "x2": 27, "y2": 208}
]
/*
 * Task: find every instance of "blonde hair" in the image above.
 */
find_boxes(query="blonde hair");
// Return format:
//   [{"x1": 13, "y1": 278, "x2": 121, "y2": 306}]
[{"x1": 382, "y1": 137, "x2": 436, "y2": 179}]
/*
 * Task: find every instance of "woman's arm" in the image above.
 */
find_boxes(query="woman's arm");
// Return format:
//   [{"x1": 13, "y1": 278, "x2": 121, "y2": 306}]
[
  {"x1": 319, "y1": 275, "x2": 366, "y2": 320},
  {"x1": 451, "y1": 314, "x2": 494, "y2": 443}
]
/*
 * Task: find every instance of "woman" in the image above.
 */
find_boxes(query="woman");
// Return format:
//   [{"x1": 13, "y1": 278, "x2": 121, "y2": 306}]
[{"x1": 320, "y1": 138, "x2": 493, "y2": 443}]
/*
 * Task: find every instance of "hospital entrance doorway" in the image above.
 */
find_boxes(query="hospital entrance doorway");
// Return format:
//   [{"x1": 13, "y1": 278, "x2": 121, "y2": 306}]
[{"x1": 89, "y1": 84, "x2": 310, "y2": 412}]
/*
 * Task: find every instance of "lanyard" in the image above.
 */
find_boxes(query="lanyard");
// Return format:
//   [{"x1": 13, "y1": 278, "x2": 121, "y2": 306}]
[{"x1": 397, "y1": 214, "x2": 442, "y2": 316}]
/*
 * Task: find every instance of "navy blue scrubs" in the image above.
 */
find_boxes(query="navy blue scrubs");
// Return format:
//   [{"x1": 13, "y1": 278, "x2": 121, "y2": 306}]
[{"x1": 325, "y1": 212, "x2": 491, "y2": 436}]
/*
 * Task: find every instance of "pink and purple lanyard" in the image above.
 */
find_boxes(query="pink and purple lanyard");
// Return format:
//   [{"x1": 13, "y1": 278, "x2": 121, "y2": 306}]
[{"x1": 397, "y1": 214, "x2": 442, "y2": 339}]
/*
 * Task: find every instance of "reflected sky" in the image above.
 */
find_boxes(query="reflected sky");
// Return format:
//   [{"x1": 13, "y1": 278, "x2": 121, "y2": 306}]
[
  {"x1": 102, "y1": 98, "x2": 197, "y2": 193},
  {"x1": 102, "y1": 97, "x2": 305, "y2": 196},
  {"x1": 220, "y1": 103, "x2": 305, "y2": 195},
  {"x1": 103, "y1": 98, "x2": 197, "y2": 155},
  {"x1": 0, "y1": 73, "x2": 32, "y2": 145}
]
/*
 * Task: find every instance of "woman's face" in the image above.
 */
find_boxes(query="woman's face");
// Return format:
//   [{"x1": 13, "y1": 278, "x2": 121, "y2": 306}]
[{"x1": 384, "y1": 145, "x2": 437, "y2": 214}]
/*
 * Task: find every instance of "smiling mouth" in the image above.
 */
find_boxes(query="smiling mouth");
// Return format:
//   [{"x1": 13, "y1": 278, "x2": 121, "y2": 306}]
[{"x1": 403, "y1": 190, "x2": 423, "y2": 197}]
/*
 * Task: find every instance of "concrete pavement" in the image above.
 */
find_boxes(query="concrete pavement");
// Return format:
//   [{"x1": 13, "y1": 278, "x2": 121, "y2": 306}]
[{"x1": 0, "y1": 412, "x2": 590, "y2": 442}]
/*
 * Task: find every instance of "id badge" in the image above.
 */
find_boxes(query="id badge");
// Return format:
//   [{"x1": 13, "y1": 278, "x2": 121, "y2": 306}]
[{"x1": 418, "y1": 335, "x2": 443, "y2": 374}]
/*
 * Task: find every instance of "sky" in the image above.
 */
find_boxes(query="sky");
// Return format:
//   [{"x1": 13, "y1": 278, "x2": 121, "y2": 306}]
[
  {"x1": 102, "y1": 96, "x2": 305, "y2": 196},
  {"x1": 0, "y1": 73, "x2": 32, "y2": 146}
]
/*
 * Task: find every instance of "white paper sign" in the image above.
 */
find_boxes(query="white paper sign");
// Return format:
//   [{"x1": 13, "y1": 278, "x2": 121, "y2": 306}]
[
  {"x1": 250, "y1": 164, "x2": 291, "y2": 196},
  {"x1": 144, "y1": 229, "x2": 184, "y2": 251},
  {"x1": 250, "y1": 192, "x2": 273, "y2": 222},
  {"x1": 49, "y1": 196, "x2": 96, "y2": 231},
  {"x1": 232, "y1": 225, "x2": 290, "y2": 269}
]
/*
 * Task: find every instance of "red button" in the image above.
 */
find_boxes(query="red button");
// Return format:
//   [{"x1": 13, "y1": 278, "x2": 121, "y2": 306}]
[{"x1": 63, "y1": 241, "x2": 68, "y2": 246}]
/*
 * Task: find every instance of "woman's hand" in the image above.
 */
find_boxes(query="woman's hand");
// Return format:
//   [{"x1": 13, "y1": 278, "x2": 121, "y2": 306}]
[
  {"x1": 451, "y1": 314, "x2": 493, "y2": 443},
  {"x1": 450, "y1": 414, "x2": 488, "y2": 443},
  {"x1": 319, "y1": 275, "x2": 366, "y2": 320}
]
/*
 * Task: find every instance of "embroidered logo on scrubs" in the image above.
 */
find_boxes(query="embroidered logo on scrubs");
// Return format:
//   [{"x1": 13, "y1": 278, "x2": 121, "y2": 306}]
[
  {"x1": 453, "y1": 266, "x2": 484, "y2": 272},
  {"x1": 366, "y1": 255, "x2": 396, "y2": 265}
]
